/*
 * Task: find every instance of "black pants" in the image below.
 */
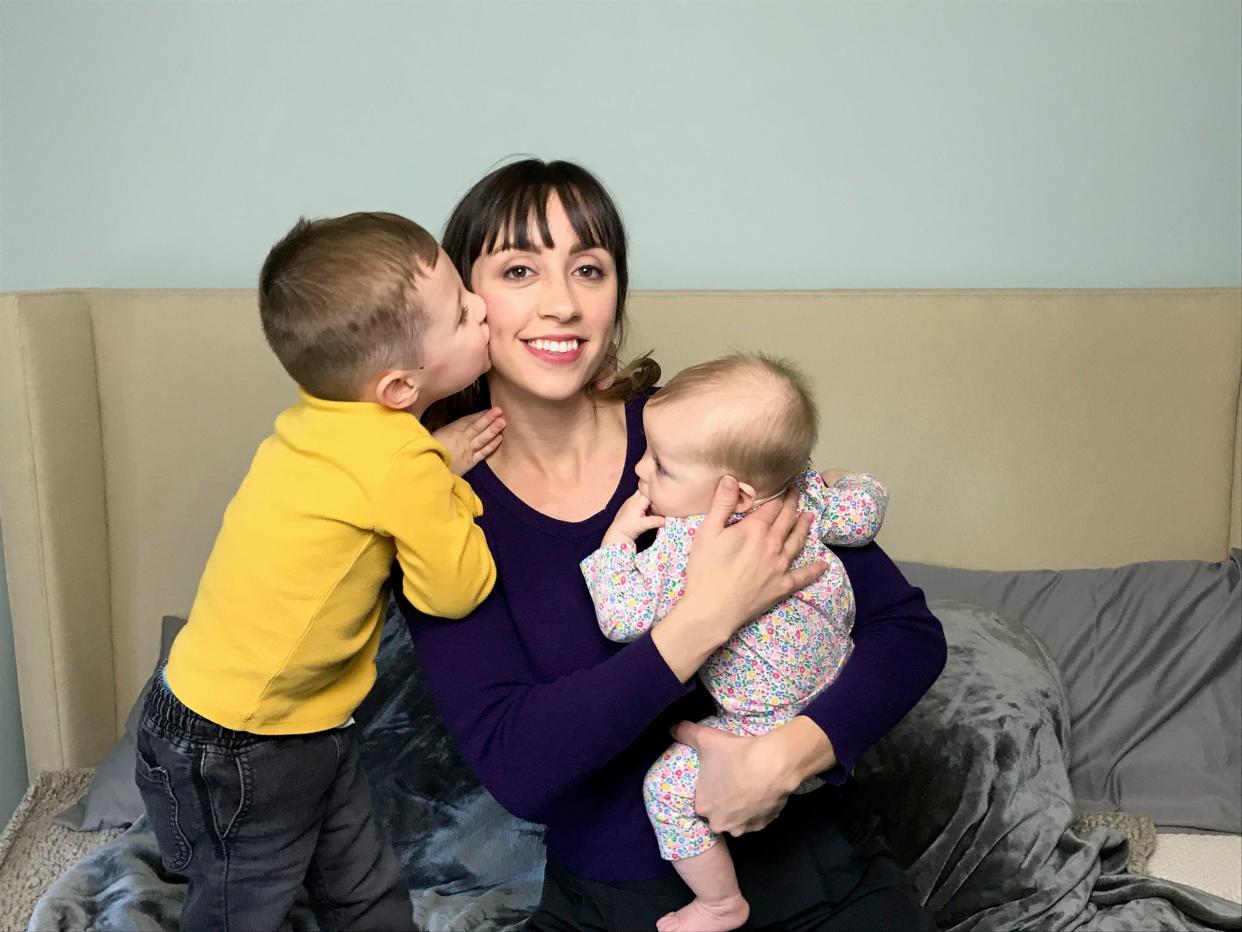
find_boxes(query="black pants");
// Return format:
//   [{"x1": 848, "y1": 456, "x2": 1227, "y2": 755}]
[
  {"x1": 524, "y1": 782, "x2": 936, "y2": 932},
  {"x1": 135, "y1": 676, "x2": 414, "y2": 932}
]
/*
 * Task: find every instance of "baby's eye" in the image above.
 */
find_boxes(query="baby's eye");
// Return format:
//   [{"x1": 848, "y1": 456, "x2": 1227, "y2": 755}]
[
  {"x1": 654, "y1": 457, "x2": 666, "y2": 476},
  {"x1": 503, "y1": 265, "x2": 533, "y2": 281}
]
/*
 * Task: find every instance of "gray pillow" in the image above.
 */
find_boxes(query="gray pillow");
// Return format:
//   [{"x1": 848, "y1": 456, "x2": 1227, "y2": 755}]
[
  {"x1": 896, "y1": 551, "x2": 1242, "y2": 833},
  {"x1": 55, "y1": 615, "x2": 187, "y2": 831}
]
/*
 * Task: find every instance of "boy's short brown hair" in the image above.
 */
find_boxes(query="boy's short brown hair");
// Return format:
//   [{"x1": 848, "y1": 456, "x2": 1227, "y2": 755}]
[
  {"x1": 649, "y1": 352, "x2": 819, "y2": 496},
  {"x1": 258, "y1": 212, "x2": 441, "y2": 401}
]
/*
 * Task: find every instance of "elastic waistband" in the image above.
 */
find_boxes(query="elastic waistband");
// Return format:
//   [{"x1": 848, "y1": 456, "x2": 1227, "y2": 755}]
[{"x1": 143, "y1": 671, "x2": 260, "y2": 750}]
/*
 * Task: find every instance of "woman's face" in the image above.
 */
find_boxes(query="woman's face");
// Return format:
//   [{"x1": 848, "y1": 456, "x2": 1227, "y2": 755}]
[{"x1": 469, "y1": 193, "x2": 618, "y2": 404}]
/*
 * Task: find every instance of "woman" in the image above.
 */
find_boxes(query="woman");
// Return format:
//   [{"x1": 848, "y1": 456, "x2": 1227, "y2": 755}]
[{"x1": 400, "y1": 159, "x2": 945, "y2": 931}]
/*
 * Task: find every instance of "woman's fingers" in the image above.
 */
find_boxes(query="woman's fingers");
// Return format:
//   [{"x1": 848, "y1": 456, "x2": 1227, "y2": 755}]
[
  {"x1": 780, "y1": 511, "x2": 815, "y2": 566},
  {"x1": 669, "y1": 720, "x2": 707, "y2": 749},
  {"x1": 701, "y1": 475, "x2": 742, "y2": 534},
  {"x1": 785, "y1": 560, "x2": 828, "y2": 595},
  {"x1": 741, "y1": 803, "x2": 785, "y2": 834},
  {"x1": 770, "y1": 487, "x2": 801, "y2": 541}
]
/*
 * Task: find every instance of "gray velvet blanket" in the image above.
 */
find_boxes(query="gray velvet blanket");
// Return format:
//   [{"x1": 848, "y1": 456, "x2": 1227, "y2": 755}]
[
  {"x1": 854, "y1": 601, "x2": 1241, "y2": 932},
  {"x1": 28, "y1": 601, "x2": 1242, "y2": 931}
]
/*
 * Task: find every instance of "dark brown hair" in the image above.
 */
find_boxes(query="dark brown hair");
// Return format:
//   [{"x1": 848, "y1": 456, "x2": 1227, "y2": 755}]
[
  {"x1": 258, "y1": 212, "x2": 440, "y2": 400},
  {"x1": 424, "y1": 159, "x2": 659, "y2": 429}
]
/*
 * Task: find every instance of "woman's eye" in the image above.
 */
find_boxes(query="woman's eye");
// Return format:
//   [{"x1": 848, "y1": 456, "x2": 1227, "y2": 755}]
[
  {"x1": 458, "y1": 304, "x2": 469, "y2": 324},
  {"x1": 575, "y1": 264, "x2": 604, "y2": 280},
  {"x1": 503, "y1": 265, "x2": 532, "y2": 281}
]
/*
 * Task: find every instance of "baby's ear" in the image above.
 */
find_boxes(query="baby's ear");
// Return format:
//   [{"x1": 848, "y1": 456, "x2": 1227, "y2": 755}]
[
  {"x1": 735, "y1": 481, "x2": 758, "y2": 512},
  {"x1": 374, "y1": 369, "x2": 420, "y2": 411}
]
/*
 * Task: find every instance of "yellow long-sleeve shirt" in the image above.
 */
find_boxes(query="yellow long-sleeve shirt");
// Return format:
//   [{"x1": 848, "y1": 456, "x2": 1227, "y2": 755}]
[{"x1": 165, "y1": 391, "x2": 496, "y2": 734}]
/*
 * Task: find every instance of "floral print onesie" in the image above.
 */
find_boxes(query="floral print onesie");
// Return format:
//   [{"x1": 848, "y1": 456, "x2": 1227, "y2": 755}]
[{"x1": 580, "y1": 468, "x2": 888, "y2": 861}]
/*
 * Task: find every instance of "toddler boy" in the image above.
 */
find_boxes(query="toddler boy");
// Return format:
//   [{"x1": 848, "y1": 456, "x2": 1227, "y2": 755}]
[{"x1": 136, "y1": 212, "x2": 496, "y2": 931}]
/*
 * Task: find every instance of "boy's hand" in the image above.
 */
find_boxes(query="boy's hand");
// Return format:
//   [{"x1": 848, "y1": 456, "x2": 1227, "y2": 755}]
[
  {"x1": 602, "y1": 491, "x2": 664, "y2": 547},
  {"x1": 432, "y1": 407, "x2": 505, "y2": 476}
]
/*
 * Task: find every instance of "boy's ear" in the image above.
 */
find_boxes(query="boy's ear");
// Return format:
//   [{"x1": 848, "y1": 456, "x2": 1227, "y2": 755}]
[
  {"x1": 735, "y1": 481, "x2": 758, "y2": 512},
  {"x1": 373, "y1": 370, "x2": 421, "y2": 411}
]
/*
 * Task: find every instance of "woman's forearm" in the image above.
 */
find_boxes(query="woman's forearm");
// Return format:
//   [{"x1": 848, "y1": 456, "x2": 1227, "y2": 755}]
[
  {"x1": 800, "y1": 543, "x2": 946, "y2": 779},
  {"x1": 774, "y1": 716, "x2": 838, "y2": 786},
  {"x1": 650, "y1": 595, "x2": 730, "y2": 682},
  {"x1": 404, "y1": 591, "x2": 694, "y2": 821}
]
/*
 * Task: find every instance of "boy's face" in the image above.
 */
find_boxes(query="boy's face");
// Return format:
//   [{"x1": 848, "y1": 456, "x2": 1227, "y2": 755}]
[
  {"x1": 635, "y1": 397, "x2": 729, "y2": 518},
  {"x1": 413, "y1": 249, "x2": 490, "y2": 408}
]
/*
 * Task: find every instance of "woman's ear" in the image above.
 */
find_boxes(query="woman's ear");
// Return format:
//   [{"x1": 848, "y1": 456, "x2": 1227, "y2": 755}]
[
  {"x1": 374, "y1": 370, "x2": 420, "y2": 411},
  {"x1": 735, "y1": 481, "x2": 758, "y2": 512}
]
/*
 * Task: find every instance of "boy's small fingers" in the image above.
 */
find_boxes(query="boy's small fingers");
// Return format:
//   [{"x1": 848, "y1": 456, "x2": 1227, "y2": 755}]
[
  {"x1": 473, "y1": 423, "x2": 502, "y2": 447},
  {"x1": 469, "y1": 411, "x2": 496, "y2": 432}
]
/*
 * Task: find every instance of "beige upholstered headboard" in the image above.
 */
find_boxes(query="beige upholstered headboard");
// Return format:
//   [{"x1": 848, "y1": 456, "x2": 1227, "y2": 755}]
[{"x1": 2, "y1": 288, "x2": 1240, "y2": 778}]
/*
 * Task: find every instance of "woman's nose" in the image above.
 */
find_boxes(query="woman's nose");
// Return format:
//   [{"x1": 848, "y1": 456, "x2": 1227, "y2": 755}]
[{"x1": 538, "y1": 274, "x2": 579, "y2": 320}]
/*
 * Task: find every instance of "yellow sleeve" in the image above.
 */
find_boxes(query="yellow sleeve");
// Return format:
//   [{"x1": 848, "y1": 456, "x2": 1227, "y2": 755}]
[{"x1": 377, "y1": 442, "x2": 496, "y2": 619}]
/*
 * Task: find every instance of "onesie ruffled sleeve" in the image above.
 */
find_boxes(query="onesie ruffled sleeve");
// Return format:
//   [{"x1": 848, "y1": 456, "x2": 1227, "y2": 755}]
[{"x1": 803, "y1": 467, "x2": 888, "y2": 547}]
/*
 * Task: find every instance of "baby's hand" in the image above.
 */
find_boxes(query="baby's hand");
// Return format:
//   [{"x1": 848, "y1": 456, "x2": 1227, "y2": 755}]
[
  {"x1": 819, "y1": 468, "x2": 849, "y2": 486},
  {"x1": 602, "y1": 492, "x2": 664, "y2": 547},
  {"x1": 432, "y1": 407, "x2": 505, "y2": 476}
]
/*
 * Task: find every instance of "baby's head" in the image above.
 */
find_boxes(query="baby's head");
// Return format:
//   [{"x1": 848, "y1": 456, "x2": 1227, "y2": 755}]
[
  {"x1": 637, "y1": 353, "x2": 818, "y2": 518},
  {"x1": 259, "y1": 212, "x2": 489, "y2": 414}
]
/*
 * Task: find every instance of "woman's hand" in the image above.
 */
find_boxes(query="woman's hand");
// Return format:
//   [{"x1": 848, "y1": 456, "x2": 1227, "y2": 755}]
[
  {"x1": 684, "y1": 475, "x2": 827, "y2": 645},
  {"x1": 671, "y1": 716, "x2": 837, "y2": 835},
  {"x1": 651, "y1": 476, "x2": 827, "y2": 681},
  {"x1": 431, "y1": 407, "x2": 504, "y2": 476}
]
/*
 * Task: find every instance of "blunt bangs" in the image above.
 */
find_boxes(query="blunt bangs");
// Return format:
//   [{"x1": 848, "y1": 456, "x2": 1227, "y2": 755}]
[{"x1": 443, "y1": 160, "x2": 628, "y2": 309}]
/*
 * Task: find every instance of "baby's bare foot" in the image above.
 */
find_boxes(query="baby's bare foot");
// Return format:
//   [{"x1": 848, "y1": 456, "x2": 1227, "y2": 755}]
[{"x1": 655, "y1": 894, "x2": 750, "y2": 932}]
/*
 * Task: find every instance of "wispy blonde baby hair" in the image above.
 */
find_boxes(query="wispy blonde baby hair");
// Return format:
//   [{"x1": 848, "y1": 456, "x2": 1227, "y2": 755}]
[{"x1": 648, "y1": 352, "x2": 819, "y2": 496}]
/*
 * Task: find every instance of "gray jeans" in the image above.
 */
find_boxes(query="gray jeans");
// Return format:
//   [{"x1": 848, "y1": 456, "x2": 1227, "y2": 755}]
[{"x1": 135, "y1": 676, "x2": 413, "y2": 932}]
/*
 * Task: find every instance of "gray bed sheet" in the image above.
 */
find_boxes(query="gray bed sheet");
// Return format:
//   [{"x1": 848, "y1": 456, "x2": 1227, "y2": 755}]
[{"x1": 898, "y1": 550, "x2": 1242, "y2": 833}]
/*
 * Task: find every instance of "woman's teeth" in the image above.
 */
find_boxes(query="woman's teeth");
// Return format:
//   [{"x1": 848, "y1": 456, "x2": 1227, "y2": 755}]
[{"x1": 527, "y1": 339, "x2": 580, "y2": 354}]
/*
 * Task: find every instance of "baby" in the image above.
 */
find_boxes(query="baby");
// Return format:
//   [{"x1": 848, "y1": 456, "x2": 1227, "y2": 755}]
[
  {"x1": 138, "y1": 212, "x2": 501, "y2": 931},
  {"x1": 581, "y1": 353, "x2": 887, "y2": 932}
]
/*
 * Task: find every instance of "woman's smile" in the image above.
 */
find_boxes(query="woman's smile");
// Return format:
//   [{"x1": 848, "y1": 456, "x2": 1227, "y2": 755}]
[{"x1": 521, "y1": 334, "x2": 586, "y2": 364}]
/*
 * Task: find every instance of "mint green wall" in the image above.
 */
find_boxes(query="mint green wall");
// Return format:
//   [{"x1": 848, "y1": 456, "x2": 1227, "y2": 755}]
[
  {"x1": 0, "y1": 1, "x2": 1239, "y2": 293},
  {"x1": 0, "y1": 0, "x2": 1238, "y2": 823}
]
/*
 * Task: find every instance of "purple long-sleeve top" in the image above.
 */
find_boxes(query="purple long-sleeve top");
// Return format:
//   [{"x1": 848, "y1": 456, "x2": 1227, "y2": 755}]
[{"x1": 398, "y1": 391, "x2": 946, "y2": 882}]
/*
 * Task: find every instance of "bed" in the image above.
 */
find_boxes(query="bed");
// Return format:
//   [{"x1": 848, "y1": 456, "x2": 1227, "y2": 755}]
[{"x1": 1, "y1": 287, "x2": 1239, "y2": 930}]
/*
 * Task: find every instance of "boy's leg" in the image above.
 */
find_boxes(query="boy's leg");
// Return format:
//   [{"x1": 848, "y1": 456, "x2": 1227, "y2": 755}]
[
  {"x1": 136, "y1": 681, "x2": 341, "y2": 932},
  {"x1": 304, "y1": 726, "x2": 414, "y2": 931},
  {"x1": 213, "y1": 730, "x2": 351, "y2": 929}
]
